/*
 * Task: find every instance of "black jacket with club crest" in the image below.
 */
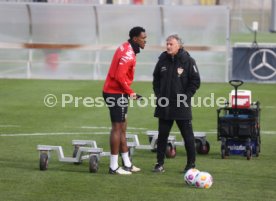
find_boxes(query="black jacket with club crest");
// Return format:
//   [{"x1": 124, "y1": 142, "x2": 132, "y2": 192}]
[{"x1": 153, "y1": 48, "x2": 200, "y2": 120}]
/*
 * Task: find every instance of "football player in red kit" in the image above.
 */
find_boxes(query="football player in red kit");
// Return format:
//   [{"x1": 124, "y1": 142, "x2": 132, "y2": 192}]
[{"x1": 103, "y1": 27, "x2": 147, "y2": 175}]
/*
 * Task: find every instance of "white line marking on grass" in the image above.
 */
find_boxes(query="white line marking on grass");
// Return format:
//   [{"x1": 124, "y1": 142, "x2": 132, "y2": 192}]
[
  {"x1": 263, "y1": 106, "x2": 276, "y2": 109},
  {"x1": 0, "y1": 132, "x2": 112, "y2": 137},
  {"x1": 81, "y1": 126, "x2": 147, "y2": 130},
  {"x1": 81, "y1": 126, "x2": 111, "y2": 129},
  {"x1": 205, "y1": 131, "x2": 216, "y2": 134},
  {"x1": 128, "y1": 127, "x2": 147, "y2": 130},
  {"x1": 0, "y1": 125, "x2": 20, "y2": 127},
  {"x1": 262, "y1": 131, "x2": 276, "y2": 135}
]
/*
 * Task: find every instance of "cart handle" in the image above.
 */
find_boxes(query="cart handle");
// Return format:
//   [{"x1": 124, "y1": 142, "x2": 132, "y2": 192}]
[
  {"x1": 229, "y1": 80, "x2": 243, "y2": 88},
  {"x1": 229, "y1": 80, "x2": 244, "y2": 113}
]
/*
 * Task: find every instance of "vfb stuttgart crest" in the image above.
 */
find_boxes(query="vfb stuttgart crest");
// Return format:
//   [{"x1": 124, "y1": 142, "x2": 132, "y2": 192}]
[{"x1": 177, "y1": 67, "x2": 184, "y2": 77}]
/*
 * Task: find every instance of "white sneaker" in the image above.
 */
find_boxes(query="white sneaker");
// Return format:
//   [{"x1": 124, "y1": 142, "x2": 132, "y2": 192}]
[
  {"x1": 109, "y1": 167, "x2": 132, "y2": 175},
  {"x1": 131, "y1": 165, "x2": 141, "y2": 172},
  {"x1": 123, "y1": 165, "x2": 141, "y2": 173}
]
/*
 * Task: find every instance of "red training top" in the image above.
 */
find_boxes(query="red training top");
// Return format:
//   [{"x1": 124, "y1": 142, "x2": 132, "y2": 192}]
[{"x1": 103, "y1": 41, "x2": 136, "y2": 95}]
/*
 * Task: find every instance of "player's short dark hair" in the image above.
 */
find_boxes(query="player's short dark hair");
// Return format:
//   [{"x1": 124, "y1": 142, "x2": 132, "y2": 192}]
[{"x1": 129, "y1": 26, "x2": 146, "y2": 39}]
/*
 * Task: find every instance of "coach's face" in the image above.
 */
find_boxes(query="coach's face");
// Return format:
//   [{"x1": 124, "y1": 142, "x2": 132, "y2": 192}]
[
  {"x1": 166, "y1": 38, "x2": 180, "y2": 56},
  {"x1": 133, "y1": 32, "x2": 147, "y2": 49}
]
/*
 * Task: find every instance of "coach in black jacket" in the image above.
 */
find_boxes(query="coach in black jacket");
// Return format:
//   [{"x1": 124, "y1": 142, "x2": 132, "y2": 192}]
[{"x1": 152, "y1": 34, "x2": 200, "y2": 173}]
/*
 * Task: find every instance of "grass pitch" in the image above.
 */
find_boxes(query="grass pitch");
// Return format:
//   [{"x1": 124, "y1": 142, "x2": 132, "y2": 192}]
[{"x1": 0, "y1": 79, "x2": 276, "y2": 201}]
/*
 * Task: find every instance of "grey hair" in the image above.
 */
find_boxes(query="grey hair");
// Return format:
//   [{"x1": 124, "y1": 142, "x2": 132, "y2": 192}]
[{"x1": 166, "y1": 34, "x2": 183, "y2": 48}]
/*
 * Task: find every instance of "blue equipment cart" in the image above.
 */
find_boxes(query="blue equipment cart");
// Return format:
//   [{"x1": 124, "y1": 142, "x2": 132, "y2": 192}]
[{"x1": 217, "y1": 80, "x2": 261, "y2": 160}]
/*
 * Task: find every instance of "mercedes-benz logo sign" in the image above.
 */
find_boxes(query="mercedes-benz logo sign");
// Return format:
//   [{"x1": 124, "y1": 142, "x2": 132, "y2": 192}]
[{"x1": 249, "y1": 49, "x2": 276, "y2": 80}]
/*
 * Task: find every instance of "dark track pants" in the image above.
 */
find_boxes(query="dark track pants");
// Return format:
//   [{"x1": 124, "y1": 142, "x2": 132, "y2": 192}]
[{"x1": 157, "y1": 118, "x2": 196, "y2": 166}]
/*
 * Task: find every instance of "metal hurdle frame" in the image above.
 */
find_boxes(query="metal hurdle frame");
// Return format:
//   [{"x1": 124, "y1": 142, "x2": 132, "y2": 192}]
[
  {"x1": 37, "y1": 140, "x2": 109, "y2": 173},
  {"x1": 126, "y1": 131, "x2": 210, "y2": 156}
]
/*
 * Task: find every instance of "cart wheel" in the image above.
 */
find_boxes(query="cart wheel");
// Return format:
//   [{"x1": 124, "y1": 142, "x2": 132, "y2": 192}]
[
  {"x1": 39, "y1": 153, "x2": 48, "y2": 171},
  {"x1": 221, "y1": 149, "x2": 226, "y2": 159},
  {"x1": 195, "y1": 139, "x2": 201, "y2": 153},
  {"x1": 255, "y1": 145, "x2": 260, "y2": 157},
  {"x1": 257, "y1": 136, "x2": 261, "y2": 154},
  {"x1": 196, "y1": 140, "x2": 210, "y2": 155},
  {"x1": 151, "y1": 147, "x2": 157, "y2": 152},
  {"x1": 226, "y1": 147, "x2": 230, "y2": 156},
  {"x1": 256, "y1": 137, "x2": 261, "y2": 157},
  {"x1": 148, "y1": 136, "x2": 153, "y2": 144},
  {"x1": 246, "y1": 148, "x2": 251, "y2": 160},
  {"x1": 165, "y1": 143, "x2": 176, "y2": 158},
  {"x1": 89, "y1": 155, "x2": 99, "y2": 173},
  {"x1": 149, "y1": 136, "x2": 157, "y2": 152},
  {"x1": 72, "y1": 146, "x2": 82, "y2": 165}
]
